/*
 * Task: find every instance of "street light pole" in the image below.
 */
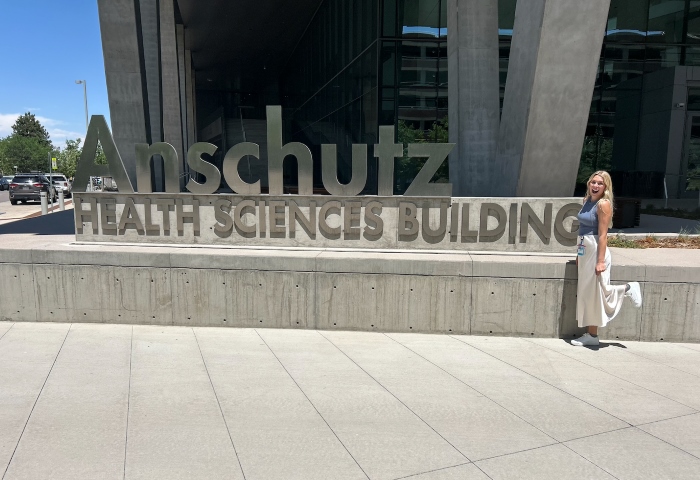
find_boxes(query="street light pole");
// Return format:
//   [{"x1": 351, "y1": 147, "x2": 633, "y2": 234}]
[{"x1": 75, "y1": 80, "x2": 88, "y2": 131}]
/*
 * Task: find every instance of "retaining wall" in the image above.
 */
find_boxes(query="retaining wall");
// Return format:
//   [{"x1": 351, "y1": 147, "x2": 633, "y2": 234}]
[{"x1": 0, "y1": 234, "x2": 698, "y2": 342}]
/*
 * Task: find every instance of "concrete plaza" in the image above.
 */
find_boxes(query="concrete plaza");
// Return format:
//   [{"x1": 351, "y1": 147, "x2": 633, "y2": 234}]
[{"x1": 1, "y1": 322, "x2": 699, "y2": 480}]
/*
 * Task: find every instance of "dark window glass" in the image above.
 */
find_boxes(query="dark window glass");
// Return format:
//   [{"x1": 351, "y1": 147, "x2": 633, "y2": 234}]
[
  {"x1": 439, "y1": 0, "x2": 447, "y2": 37},
  {"x1": 400, "y1": 0, "x2": 441, "y2": 38},
  {"x1": 647, "y1": 0, "x2": 685, "y2": 44},
  {"x1": 498, "y1": 0, "x2": 517, "y2": 33},
  {"x1": 645, "y1": 45, "x2": 682, "y2": 72},
  {"x1": 685, "y1": 116, "x2": 700, "y2": 191},
  {"x1": 381, "y1": 42, "x2": 397, "y2": 86},
  {"x1": 686, "y1": 46, "x2": 700, "y2": 64},
  {"x1": 687, "y1": 1, "x2": 700, "y2": 43},
  {"x1": 383, "y1": 0, "x2": 397, "y2": 37},
  {"x1": 605, "y1": 0, "x2": 651, "y2": 43},
  {"x1": 687, "y1": 87, "x2": 700, "y2": 110}
]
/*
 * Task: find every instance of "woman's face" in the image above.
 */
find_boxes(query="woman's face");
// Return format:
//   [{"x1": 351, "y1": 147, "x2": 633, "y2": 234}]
[{"x1": 589, "y1": 175, "x2": 605, "y2": 200}]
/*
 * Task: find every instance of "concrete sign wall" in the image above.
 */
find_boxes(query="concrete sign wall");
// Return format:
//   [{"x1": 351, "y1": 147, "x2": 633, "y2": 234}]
[{"x1": 74, "y1": 193, "x2": 581, "y2": 252}]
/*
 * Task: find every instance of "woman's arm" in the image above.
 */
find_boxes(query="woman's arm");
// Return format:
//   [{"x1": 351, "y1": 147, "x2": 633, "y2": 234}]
[{"x1": 596, "y1": 200, "x2": 612, "y2": 275}]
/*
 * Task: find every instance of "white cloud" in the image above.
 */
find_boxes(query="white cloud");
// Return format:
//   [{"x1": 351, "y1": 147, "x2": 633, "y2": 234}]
[
  {"x1": 0, "y1": 113, "x2": 83, "y2": 147},
  {"x1": 0, "y1": 113, "x2": 20, "y2": 138},
  {"x1": 50, "y1": 129, "x2": 84, "y2": 148}
]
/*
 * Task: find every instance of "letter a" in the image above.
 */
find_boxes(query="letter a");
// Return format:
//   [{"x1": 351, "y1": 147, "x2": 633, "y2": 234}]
[{"x1": 73, "y1": 115, "x2": 134, "y2": 193}]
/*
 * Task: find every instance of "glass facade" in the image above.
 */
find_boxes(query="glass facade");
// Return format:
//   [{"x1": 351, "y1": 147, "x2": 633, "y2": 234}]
[
  {"x1": 192, "y1": 0, "x2": 699, "y2": 198},
  {"x1": 282, "y1": 0, "x2": 448, "y2": 194},
  {"x1": 282, "y1": 0, "x2": 379, "y2": 193},
  {"x1": 583, "y1": 0, "x2": 699, "y2": 197}
]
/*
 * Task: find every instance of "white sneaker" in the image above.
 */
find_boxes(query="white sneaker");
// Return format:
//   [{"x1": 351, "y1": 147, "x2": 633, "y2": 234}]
[
  {"x1": 626, "y1": 282, "x2": 642, "y2": 308},
  {"x1": 571, "y1": 333, "x2": 600, "y2": 347}
]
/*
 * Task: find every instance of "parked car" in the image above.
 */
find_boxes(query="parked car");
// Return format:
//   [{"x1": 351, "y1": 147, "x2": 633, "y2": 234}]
[
  {"x1": 0, "y1": 177, "x2": 9, "y2": 191},
  {"x1": 9, "y1": 174, "x2": 57, "y2": 205},
  {"x1": 46, "y1": 173, "x2": 72, "y2": 198}
]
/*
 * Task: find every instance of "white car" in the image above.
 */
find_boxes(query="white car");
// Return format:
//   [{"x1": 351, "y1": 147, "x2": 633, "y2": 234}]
[{"x1": 46, "y1": 173, "x2": 72, "y2": 198}]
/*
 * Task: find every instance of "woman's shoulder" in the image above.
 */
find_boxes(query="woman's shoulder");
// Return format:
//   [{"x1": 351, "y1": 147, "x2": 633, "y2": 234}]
[{"x1": 597, "y1": 198, "x2": 612, "y2": 213}]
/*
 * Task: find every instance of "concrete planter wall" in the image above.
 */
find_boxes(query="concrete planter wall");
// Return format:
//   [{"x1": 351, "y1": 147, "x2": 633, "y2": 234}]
[{"x1": 1, "y1": 240, "x2": 698, "y2": 342}]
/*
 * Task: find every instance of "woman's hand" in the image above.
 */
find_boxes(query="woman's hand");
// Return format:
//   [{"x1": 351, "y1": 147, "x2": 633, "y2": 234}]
[{"x1": 595, "y1": 261, "x2": 606, "y2": 275}]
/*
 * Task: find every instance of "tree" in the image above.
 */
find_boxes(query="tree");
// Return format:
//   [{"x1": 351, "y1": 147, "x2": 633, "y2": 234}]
[
  {"x1": 55, "y1": 139, "x2": 82, "y2": 178},
  {"x1": 0, "y1": 135, "x2": 53, "y2": 174},
  {"x1": 12, "y1": 112, "x2": 52, "y2": 149}
]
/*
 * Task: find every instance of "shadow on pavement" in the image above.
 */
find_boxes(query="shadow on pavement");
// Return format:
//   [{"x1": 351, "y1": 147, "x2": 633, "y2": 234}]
[
  {"x1": 0, "y1": 210, "x2": 75, "y2": 235},
  {"x1": 560, "y1": 338, "x2": 628, "y2": 350}
]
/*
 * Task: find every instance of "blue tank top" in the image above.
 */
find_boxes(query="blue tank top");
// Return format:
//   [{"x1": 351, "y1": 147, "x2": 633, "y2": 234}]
[{"x1": 577, "y1": 199, "x2": 599, "y2": 236}]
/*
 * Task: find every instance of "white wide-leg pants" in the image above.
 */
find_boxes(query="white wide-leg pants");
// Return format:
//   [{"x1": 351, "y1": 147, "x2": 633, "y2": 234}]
[{"x1": 576, "y1": 234, "x2": 627, "y2": 328}]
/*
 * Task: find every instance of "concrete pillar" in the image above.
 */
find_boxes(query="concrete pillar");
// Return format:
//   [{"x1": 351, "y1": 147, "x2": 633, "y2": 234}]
[
  {"x1": 447, "y1": 0, "x2": 500, "y2": 197},
  {"x1": 96, "y1": 0, "x2": 149, "y2": 184},
  {"x1": 185, "y1": 52, "x2": 195, "y2": 149},
  {"x1": 176, "y1": 24, "x2": 188, "y2": 157},
  {"x1": 138, "y1": 0, "x2": 164, "y2": 190},
  {"x1": 159, "y1": 0, "x2": 185, "y2": 186},
  {"x1": 498, "y1": 0, "x2": 611, "y2": 197}
]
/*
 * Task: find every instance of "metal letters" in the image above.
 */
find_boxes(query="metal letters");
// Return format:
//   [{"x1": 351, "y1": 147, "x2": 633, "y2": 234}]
[
  {"x1": 186, "y1": 142, "x2": 221, "y2": 194},
  {"x1": 75, "y1": 195, "x2": 581, "y2": 251},
  {"x1": 77, "y1": 108, "x2": 458, "y2": 198},
  {"x1": 267, "y1": 106, "x2": 313, "y2": 195},
  {"x1": 404, "y1": 144, "x2": 455, "y2": 197},
  {"x1": 73, "y1": 115, "x2": 134, "y2": 193},
  {"x1": 375, "y1": 126, "x2": 403, "y2": 196},
  {"x1": 223, "y1": 142, "x2": 260, "y2": 195},
  {"x1": 135, "y1": 142, "x2": 180, "y2": 193},
  {"x1": 321, "y1": 144, "x2": 368, "y2": 196}
]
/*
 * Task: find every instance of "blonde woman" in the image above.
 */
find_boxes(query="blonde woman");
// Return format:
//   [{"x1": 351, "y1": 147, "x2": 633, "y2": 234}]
[{"x1": 572, "y1": 171, "x2": 642, "y2": 347}]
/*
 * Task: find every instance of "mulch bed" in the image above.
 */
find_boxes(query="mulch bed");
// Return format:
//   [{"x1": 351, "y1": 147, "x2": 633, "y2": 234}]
[{"x1": 609, "y1": 235, "x2": 700, "y2": 249}]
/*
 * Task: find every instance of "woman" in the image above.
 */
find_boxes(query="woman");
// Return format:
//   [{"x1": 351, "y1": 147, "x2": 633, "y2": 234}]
[{"x1": 572, "y1": 171, "x2": 642, "y2": 347}]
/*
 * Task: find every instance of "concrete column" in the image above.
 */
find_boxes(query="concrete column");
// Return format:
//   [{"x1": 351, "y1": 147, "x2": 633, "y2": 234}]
[
  {"x1": 176, "y1": 24, "x2": 188, "y2": 157},
  {"x1": 138, "y1": 0, "x2": 164, "y2": 191},
  {"x1": 185, "y1": 51, "x2": 195, "y2": 149},
  {"x1": 159, "y1": 0, "x2": 185, "y2": 186},
  {"x1": 96, "y1": 0, "x2": 148, "y2": 184},
  {"x1": 447, "y1": 0, "x2": 500, "y2": 197},
  {"x1": 498, "y1": 0, "x2": 611, "y2": 197}
]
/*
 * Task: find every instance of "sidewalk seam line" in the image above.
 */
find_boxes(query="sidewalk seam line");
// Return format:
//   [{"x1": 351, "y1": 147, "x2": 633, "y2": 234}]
[
  {"x1": 1, "y1": 323, "x2": 72, "y2": 480},
  {"x1": 631, "y1": 425, "x2": 700, "y2": 462},
  {"x1": 450, "y1": 336, "x2": 635, "y2": 426},
  {"x1": 523, "y1": 338, "x2": 700, "y2": 414},
  {"x1": 192, "y1": 328, "x2": 247, "y2": 480},
  {"x1": 383, "y1": 333, "x2": 560, "y2": 443},
  {"x1": 390, "y1": 462, "x2": 478, "y2": 480},
  {"x1": 319, "y1": 331, "x2": 472, "y2": 462},
  {"x1": 254, "y1": 329, "x2": 370, "y2": 480},
  {"x1": 122, "y1": 325, "x2": 133, "y2": 480},
  {"x1": 0, "y1": 322, "x2": 15, "y2": 342}
]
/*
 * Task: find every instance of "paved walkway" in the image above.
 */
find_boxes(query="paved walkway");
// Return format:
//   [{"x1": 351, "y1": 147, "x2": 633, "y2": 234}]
[{"x1": 1, "y1": 322, "x2": 699, "y2": 480}]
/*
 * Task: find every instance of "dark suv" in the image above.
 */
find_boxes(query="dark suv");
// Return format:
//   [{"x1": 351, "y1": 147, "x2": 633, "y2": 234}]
[{"x1": 9, "y1": 174, "x2": 57, "y2": 205}]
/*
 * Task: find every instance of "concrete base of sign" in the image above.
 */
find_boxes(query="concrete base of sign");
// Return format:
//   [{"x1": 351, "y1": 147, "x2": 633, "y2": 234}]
[{"x1": 0, "y1": 234, "x2": 698, "y2": 342}]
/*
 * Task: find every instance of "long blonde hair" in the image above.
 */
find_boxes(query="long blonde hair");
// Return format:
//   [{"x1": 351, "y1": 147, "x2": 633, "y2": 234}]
[{"x1": 585, "y1": 170, "x2": 614, "y2": 229}]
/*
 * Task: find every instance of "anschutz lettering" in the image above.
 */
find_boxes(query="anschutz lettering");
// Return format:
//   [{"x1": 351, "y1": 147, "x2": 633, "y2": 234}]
[{"x1": 73, "y1": 106, "x2": 454, "y2": 197}]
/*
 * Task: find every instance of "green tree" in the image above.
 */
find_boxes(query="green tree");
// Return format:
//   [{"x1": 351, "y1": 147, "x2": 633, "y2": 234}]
[
  {"x1": 55, "y1": 138, "x2": 82, "y2": 178},
  {"x1": 0, "y1": 135, "x2": 53, "y2": 174},
  {"x1": 12, "y1": 112, "x2": 52, "y2": 149}
]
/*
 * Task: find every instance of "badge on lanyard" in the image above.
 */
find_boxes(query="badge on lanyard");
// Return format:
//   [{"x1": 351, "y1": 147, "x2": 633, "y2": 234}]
[{"x1": 577, "y1": 237, "x2": 585, "y2": 256}]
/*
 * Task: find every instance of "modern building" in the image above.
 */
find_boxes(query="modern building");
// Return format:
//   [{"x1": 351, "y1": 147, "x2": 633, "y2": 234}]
[{"x1": 97, "y1": 0, "x2": 699, "y2": 201}]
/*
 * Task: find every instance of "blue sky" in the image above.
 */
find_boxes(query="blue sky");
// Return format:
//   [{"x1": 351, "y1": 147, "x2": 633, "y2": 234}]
[{"x1": 0, "y1": 0, "x2": 110, "y2": 148}]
